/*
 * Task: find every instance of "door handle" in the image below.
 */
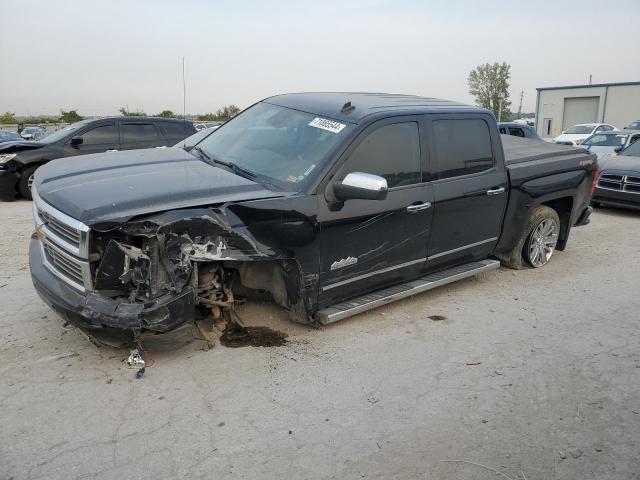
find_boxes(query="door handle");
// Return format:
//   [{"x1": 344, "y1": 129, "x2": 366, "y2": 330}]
[
  {"x1": 406, "y1": 202, "x2": 432, "y2": 213},
  {"x1": 486, "y1": 187, "x2": 505, "y2": 196}
]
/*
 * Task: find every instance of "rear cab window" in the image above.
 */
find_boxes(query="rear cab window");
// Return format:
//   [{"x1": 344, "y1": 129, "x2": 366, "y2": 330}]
[
  {"x1": 157, "y1": 121, "x2": 189, "y2": 142},
  {"x1": 430, "y1": 118, "x2": 495, "y2": 180}
]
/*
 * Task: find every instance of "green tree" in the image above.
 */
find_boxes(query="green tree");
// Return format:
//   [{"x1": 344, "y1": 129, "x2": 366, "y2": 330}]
[
  {"x1": 60, "y1": 109, "x2": 83, "y2": 123},
  {"x1": 468, "y1": 62, "x2": 512, "y2": 121},
  {"x1": 0, "y1": 112, "x2": 17, "y2": 124},
  {"x1": 119, "y1": 107, "x2": 146, "y2": 117},
  {"x1": 197, "y1": 104, "x2": 241, "y2": 122},
  {"x1": 155, "y1": 110, "x2": 176, "y2": 118}
]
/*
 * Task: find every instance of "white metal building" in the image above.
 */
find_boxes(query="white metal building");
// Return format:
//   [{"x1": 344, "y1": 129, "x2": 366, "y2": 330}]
[{"x1": 535, "y1": 81, "x2": 640, "y2": 139}]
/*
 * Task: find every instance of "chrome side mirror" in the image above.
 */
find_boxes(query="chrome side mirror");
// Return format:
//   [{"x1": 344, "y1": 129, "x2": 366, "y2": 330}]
[{"x1": 333, "y1": 172, "x2": 388, "y2": 201}]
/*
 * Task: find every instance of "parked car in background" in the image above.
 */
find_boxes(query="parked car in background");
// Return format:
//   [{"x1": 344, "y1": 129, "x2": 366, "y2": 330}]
[
  {"x1": 0, "y1": 130, "x2": 22, "y2": 144},
  {"x1": 624, "y1": 120, "x2": 640, "y2": 130},
  {"x1": 0, "y1": 117, "x2": 196, "y2": 200},
  {"x1": 175, "y1": 125, "x2": 220, "y2": 152},
  {"x1": 194, "y1": 122, "x2": 222, "y2": 131},
  {"x1": 553, "y1": 123, "x2": 617, "y2": 146},
  {"x1": 581, "y1": 130, "x2": 640, "y2": 158},
  {"x1": 592, "y1": 139, "x2": 640, "y2": 210},
  {"x1": 20, "y1": 126, "x2": 46, "y2": 140},
  {"x1": 27, "y1": 92, "x2": 597, "y2": 342},
  {"x1": 498, "y1": 122, "x2": 541, "y2": 140}
]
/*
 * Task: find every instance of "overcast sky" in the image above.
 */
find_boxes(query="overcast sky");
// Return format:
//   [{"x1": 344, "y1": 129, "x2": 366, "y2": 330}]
[{"x1": 2, "y1": 0, "x2": 639, "y2": 116}]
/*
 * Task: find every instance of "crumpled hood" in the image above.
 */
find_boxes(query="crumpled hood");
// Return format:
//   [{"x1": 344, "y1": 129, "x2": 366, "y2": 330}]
[
  {"x1": 598, "y1": 154, "x2": 640, "y2": 173},
  {"x1": 34, "y1": 147, "x2": 284, "y2": 227},
  {"x1": 0, "y1": 140, "x2": 45, "y2": 152}
]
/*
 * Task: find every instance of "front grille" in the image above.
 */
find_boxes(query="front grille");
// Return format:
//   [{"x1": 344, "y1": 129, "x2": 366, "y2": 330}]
[
  {"x1": 43, "y1": 240, "x2": 85, "y2": 287},
  {"x1": 597, "y1": 172, "x2": 640, "y2": 195},
  {"x1": 598, "y1": 180, "x2": 622, "y2": 190},
  {"x1": 32, "y1": 188, "x2": 91, "y2": 291},
  {"x1": 38, "y1": 209, "x2": 81, "y2": 247}
]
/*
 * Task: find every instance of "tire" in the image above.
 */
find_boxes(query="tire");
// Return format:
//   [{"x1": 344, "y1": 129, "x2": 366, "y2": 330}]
[
  {"x1": 499, "y1": 205, "x2": 560, "y2": 269},
  {"x1": 18, "y1": 165, "x2": 38, "y2": 200},
  {"x1": 591, "y1": 200, "x2": 601, "y2": 208}
]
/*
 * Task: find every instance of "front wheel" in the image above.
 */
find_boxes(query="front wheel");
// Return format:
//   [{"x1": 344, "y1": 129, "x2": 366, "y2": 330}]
[{"x1": 18, "y1": 165, "x2": 38, "y2": 200}]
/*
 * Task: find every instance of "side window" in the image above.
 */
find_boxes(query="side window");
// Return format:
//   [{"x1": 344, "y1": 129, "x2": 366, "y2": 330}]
[
  {"x1": 509, "y1": 127, "x2": 525, "y2": 138},
  {"x1": 630, "y1": 135, "x2": 640, "y2": 145},
  {"x1": 339, "y1": 122, "x2": 421, "y2": 188},
  {"x1": 431, "y1": 119, "x2": 494, "y2": 180},
  {"x1": 78, "y1": 124, "x2": 116, "y2": 145},
  {"x1": 603, "y1": 125, "x2": 614, "y2": 131},
  {"x1": 122, "y1": 123, "x2": 159, "y2": 143},
  {"x1": 158, "y1": 121, "x2": 187, "y2": 140}
]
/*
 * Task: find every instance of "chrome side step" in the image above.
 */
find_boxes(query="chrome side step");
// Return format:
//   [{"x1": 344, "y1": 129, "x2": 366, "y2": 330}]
[{"x1": 316, "y1": 259, "x2": 500, "y2": 325}]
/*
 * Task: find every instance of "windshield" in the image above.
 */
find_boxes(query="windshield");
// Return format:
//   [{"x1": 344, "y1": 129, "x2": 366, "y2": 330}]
[
  {"x1": 621, "y1": 139, "x2": 640, "y2": 157},
  {"x1": 626, "y1": 121, "x2": 640, "y2": 130},
  {"x1": 39, "y1": 122, "x2": 84, "y2": 144},
  {"x1": 197, "y1": 102, "x2": 351, "y2": 191},
  {"x1": 0, "y1": 131, "x2": 20, "y2": 139},
  {"x1": 565, "y1": 125, "x2": 594, "y2": 134},
  {"x1": 583, "y1": 134, "x2": 627, "y2": 147}
]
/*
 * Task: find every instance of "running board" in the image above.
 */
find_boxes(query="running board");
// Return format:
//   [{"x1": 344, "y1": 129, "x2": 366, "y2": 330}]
[{"x1": 316, "y1": 259, "x2": 500, "y2": 325}]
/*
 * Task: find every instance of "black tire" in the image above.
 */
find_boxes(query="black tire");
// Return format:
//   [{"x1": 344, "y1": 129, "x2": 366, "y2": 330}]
[
  {"x1": 499, "y1": 205, "x2": 560, "y2": 270},
  {"x1": 591, "y1": 200, "x2": 601, "y2": 208},
  {"x1": 18, "y1": 165, "x2": 38, "y2": 200}
]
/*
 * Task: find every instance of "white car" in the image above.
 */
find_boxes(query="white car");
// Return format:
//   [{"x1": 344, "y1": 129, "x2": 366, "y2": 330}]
[{"x1": 553, "y1": 123, "x2": 617, "y2": 146}]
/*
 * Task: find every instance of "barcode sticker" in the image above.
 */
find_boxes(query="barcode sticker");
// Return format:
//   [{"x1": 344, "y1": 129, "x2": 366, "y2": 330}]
[{"x1": 308, "y1": 117, "x2": 346, "y2": 133}]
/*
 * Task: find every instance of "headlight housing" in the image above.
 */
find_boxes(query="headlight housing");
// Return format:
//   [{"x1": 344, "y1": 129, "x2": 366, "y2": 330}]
[{"x1": 0, "y1": 153, "x2": 17, "y2": 165}]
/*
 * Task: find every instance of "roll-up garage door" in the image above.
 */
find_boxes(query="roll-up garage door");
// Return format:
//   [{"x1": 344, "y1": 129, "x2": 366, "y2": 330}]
[{"x1": 562, "y1": 97, "x2": 599, "y2": 130}]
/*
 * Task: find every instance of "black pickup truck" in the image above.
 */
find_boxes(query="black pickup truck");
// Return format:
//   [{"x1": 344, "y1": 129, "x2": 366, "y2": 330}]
[{"x1": 29, "y1": 93, "x2": 597, "y2": 342}]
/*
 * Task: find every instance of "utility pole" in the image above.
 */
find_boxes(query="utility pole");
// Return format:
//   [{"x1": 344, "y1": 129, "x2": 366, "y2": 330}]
[
  {"x1": 589, "y1": 74, "x2": 592, "y2": 85},
  {"x1": 517, "y1": 90, "x2": 524, "y2": 119}
]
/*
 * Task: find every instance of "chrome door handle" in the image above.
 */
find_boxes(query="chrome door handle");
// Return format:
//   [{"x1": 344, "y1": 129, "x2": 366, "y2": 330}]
[
  {"x1": 486, "y1": 187, "x2": 505, "y2": 196},
  {"x1": 406, "y1": 202, "x2": 432, "y2": 212}
]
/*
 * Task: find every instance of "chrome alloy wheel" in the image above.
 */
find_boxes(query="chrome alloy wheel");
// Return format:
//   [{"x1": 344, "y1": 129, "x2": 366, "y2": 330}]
[{"x1": 528, "y1": 218, "x2": 559, "y2": 267}]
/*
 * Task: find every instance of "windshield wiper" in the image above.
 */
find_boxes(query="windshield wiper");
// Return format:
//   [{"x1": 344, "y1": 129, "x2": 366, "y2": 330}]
[
  {"x1": 212, "y1": 158, "x2": 257, "y2": 179},
  {"x1": 192, "y1": 146, "x2": 212, "y2": 164}
]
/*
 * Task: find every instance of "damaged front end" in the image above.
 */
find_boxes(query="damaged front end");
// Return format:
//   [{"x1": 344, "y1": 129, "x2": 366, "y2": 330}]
[{"x1": 31, "y1": 199, "x2": 307, "y2": 342}]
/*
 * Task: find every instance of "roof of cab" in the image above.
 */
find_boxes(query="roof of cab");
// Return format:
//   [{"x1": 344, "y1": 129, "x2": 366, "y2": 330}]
[{"x1": 264, "y1": 92, "x2": 480, "y2": 123}]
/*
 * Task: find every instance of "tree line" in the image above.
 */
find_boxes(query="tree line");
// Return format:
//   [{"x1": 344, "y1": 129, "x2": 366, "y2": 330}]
[{"x1": 0, "y1": 104, "x2": 242, "y2": 125}]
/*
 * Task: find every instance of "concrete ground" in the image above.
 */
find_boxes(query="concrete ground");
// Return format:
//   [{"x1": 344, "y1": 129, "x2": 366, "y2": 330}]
[{"x1": 1, "y1": 200, "x2": 639, "y2": 480}]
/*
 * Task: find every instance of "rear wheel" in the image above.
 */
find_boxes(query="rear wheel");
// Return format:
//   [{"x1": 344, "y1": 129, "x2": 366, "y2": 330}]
[
  {"x1": 499, "y1": 205, "x2": 560, "y2": 269},
  {"x1": 18, "y1": 165, "x2": 38, "y2": 200},
  {"x1": 523, "y1": 212, "x2": 560, "y2": 268}
]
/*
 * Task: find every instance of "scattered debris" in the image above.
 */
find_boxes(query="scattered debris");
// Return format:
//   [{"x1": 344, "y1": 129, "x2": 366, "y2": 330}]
[
  {"x1": 53, "y1": 352, "x2": 79, "y2": 361},
  {"x1": 105, "y1": 378, "x2": 113, "y2": 384},
  {"x1": 0, "y1": 283, "x2": 7, "y2": 289},
  {"x1": 428, "y1": 315, "x2": 447, "y2": 321},
  {"x1": 466, "y1": 361, "x2": 482, "y2": 366},
  {"x1": 559, "y1": 452, "x2": 567, "y2": 460},
  {"x1": 126, "y1": 349, "x2": 146, "y2": 368},
  {"x1": 135, "y1": 368, "x2": 145, "y2": 379},
  {"x1": 367, "y1": 397, "x2": 380, "y2": 405},
  {"x1": 595, "y1": 446, "x2": 603, "y2": 452},
  {"x1": 481, "y1": 419, "x2": 488, "y2": 423},
  {"x1": 570, "y1": 449, "x2": 583, "y2": 459}
]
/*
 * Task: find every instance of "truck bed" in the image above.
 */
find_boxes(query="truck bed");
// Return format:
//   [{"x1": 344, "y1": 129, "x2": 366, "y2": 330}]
[{"x1": 501, "y1": 134, "x2": 590, "y2": 165}]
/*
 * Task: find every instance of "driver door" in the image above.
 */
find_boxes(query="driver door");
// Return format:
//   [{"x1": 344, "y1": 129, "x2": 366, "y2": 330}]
[
  {"x1": 317, "y1": 117, "x2": 434, "y2": 307},
  {"x1": 63, "y1": 122, "x2": 119, "y2": 157}
]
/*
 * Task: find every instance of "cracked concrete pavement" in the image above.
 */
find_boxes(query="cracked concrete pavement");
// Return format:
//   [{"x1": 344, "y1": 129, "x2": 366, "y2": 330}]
[{"x1": 1, "y1": 200, "x2": 639, "y2": 479}]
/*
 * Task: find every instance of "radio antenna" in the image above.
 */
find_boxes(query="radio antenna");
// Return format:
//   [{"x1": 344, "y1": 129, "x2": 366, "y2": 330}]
[{"x1": 182, "y1": 56, "x2": 187, "y2": 147}]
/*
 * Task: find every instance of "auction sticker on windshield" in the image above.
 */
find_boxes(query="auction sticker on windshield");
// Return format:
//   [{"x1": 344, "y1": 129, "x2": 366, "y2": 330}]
[{"x1": 309, "y1": 117, "x2": 346, "y2": 133}]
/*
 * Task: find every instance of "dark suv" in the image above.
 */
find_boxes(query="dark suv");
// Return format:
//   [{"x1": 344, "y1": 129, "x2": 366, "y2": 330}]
[{"x1": 0, "y1": 117, "x2": 195, "y2": 200}]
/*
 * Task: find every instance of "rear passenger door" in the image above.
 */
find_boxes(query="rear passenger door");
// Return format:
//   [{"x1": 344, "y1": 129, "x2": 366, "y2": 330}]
[
  {"x1": 156, "y1": 121, "x2": 192, "y2": 145},
  {"x1": 119, "y1": 121, "x2": 164, "y2": 150},
  {"x1": 425, "y1": 115, "x2": 508, "y2": 267}
]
